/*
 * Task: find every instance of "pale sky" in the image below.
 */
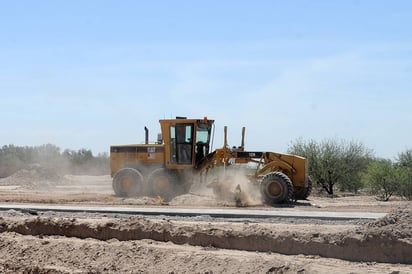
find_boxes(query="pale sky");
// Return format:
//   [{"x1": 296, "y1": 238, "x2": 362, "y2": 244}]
[{"x1": 1, "y1": 1, "x2": 411, "y2": 159}]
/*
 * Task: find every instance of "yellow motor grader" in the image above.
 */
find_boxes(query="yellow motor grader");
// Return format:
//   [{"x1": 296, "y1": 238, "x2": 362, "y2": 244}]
[{"x1": 110, "y1": 117, "x2": 311, "y2": 204}]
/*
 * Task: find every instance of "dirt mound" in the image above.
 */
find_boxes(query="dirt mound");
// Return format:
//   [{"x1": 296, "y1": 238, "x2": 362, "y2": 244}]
[
  {"x1": 169, "y1": 192, "x2": 260, "y2": 207},
  {"x1": 0, "y1": 164, "x2": 64, "y2": 189},
  {"x1": 366, "y1": 205, "x2": 412, "y2": 236},
  {"x1": 169, "y1": 193, "x2": 220, "y2": 206},
  {"x1": 337, "y1": 205, "x2": 412, "y2": 263},
  {"x1": 346, "y1": 205, "x2": 412, "y2": 242}
]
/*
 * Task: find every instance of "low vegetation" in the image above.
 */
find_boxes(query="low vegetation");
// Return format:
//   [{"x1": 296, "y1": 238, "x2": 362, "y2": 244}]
[{"x1": 288, "y1": 139, "x2": 412, "y2": 201}]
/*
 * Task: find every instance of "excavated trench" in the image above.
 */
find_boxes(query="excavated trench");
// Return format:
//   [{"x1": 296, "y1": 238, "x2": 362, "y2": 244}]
[{"x1": 0, "y1": 205, "x2": 411, "y2": 265}]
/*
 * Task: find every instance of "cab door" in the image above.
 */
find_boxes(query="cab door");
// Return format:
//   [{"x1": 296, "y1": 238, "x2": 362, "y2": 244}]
[{"x1": 170, "y1": 123, "x2": 194, "y2": 165}]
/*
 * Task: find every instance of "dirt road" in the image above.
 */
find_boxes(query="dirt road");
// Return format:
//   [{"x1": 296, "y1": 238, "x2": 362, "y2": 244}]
[{"x1": 0, "y1": 169, "x2": 411, "y2": 273}]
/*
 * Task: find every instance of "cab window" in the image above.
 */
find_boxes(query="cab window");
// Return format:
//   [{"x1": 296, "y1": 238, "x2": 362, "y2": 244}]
[{"x1": 170, "y1": 124, "x2": 193, "y2": 164}]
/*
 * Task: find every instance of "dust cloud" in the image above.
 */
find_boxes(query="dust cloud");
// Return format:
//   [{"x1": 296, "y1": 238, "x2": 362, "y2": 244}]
[
  {"x1": 0, "y1": 164, "x2": 65, "y2": 190},
  {"x1": 188, "y1": 167, "x2": 263, "y2": 207},
  {"x1": 0, "y1": 162, "x2": 265, "y2": 207},
  {"x1": 0, "y1": 164, "x2": 113, "y2": 194}
]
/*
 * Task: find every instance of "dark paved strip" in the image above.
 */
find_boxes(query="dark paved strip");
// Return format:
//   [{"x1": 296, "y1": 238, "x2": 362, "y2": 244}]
[{"x1": 0, "y1": 204, "x2": 386, "y2": 220}]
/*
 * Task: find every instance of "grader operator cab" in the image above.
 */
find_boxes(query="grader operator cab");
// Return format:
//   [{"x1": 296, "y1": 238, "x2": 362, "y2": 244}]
[{"x1": 110, "y1": 117, "x2": 311, "y2": 205}]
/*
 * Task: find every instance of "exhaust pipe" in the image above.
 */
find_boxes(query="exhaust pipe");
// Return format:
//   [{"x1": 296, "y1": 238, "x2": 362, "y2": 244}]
[
  {"x1": 224, "y1": 126, "x2": 228, "y2": 148},
  {"x1": 241, "y1": 127, "x2": 245, "y2": 150},
  {"x1": 144, "y1": 126, "x2": 149, "y2": 144}
]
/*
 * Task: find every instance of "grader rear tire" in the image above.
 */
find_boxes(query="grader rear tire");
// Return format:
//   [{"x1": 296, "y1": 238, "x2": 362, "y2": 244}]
[
  {"x1": 112, "y1": 168, "x2": 144, "y2": 197},
  {"x1": 147, "y1": 168, "x2": 182, "y2": 201},
  {"x1": 260, "y1": 171, "x2": 293, "y2": 204}
]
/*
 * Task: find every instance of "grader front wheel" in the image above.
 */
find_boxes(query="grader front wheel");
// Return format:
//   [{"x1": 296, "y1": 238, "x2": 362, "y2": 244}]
[{"x1": 260, "y1": 171, "x2": 293, "y2": 204}]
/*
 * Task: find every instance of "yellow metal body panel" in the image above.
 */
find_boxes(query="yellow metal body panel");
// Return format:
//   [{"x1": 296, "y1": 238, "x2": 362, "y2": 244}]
[
  {"x1": 110, "y1": 144, "x2": 165, "y2": 176},
  {"x1": 254, "y1": 152, "x2": 308, "y2": 188}
]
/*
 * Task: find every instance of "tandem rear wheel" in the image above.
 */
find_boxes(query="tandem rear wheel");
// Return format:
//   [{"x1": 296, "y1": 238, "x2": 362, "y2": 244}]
[
  {"x1": 112, "y1": 168, "x2": 145, "y2": 197},
  {"x1": 147, "y1": 168, "x2": 184, "y2": 201}
]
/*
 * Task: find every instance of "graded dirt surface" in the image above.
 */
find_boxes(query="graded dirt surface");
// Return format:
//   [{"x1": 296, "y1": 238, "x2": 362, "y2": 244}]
[{"x1": 0, "y1": 168, "x2": 411, "y2": 273}]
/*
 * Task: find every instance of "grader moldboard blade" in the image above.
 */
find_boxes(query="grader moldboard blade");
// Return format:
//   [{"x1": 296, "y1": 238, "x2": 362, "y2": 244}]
[{"x1": 207, "y1": 176, "x2": 249, "y2": 207}]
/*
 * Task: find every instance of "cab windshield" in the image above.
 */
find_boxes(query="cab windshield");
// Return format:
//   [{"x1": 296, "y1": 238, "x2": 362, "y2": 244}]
[{"x1": 196, "y1": 122, "x2": 212, "y2": 144}]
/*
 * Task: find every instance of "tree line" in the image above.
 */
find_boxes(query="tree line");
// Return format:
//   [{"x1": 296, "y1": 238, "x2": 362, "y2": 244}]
[
  {"x1": 0, "y1": 144, "x2": 109, "y2": 178},
  {"x1": 288, "y1": 138, "x2": 412, "y2": 201},
  {"x1": 1, "y1": 141, "x2": 411, "y2": 201}
]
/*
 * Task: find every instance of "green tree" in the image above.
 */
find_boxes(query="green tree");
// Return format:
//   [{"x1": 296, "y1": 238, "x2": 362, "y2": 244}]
[
  {"x1": 363, "y1": 159, "x2": 401, "y2": 201},
  {"x1": 396, "y1": 149, "x2": 412, "y2": 200},
  {"x1": 397, "y1": 149, "x2": 412, "y2": 168},
  {"x1": 288, "y1": 138, "x2": 372, "y2": 195}
]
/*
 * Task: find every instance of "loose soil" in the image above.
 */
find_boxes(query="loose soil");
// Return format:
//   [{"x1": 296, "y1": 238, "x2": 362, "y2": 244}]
[{"x1": 0, "y1": 166, "x2": 411, "y2": 273}]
